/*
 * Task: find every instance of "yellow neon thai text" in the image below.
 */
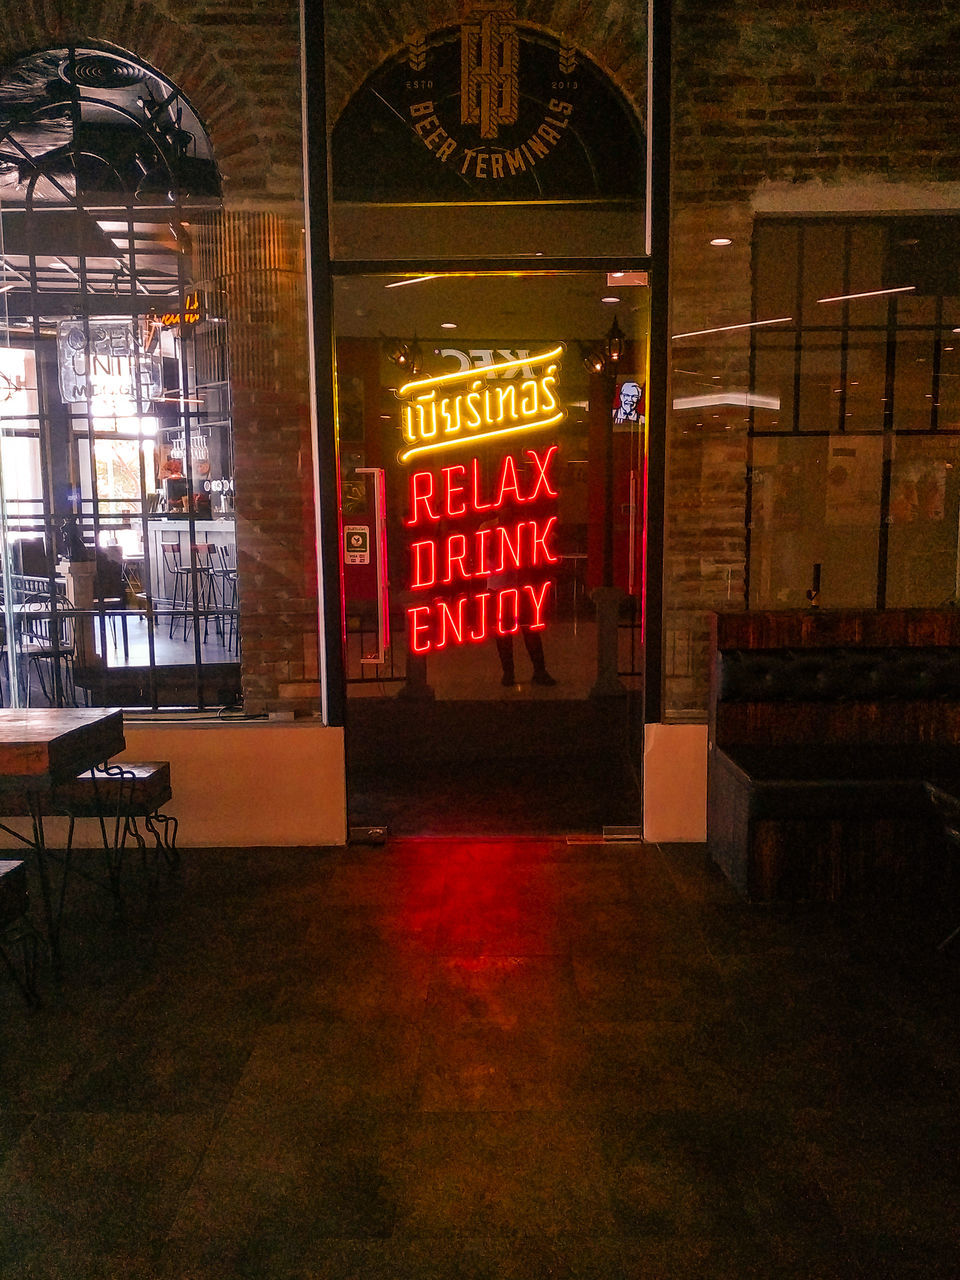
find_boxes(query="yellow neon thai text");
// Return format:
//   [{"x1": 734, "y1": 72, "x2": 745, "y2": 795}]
[{"x1": 397, "y1": 345, "x2": 564, "y2": 463}]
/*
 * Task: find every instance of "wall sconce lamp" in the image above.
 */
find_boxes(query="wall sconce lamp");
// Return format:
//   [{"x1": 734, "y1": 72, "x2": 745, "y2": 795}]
[
  {"x1": 385, "y1": 335, "x2": 424, "y2": 378},
  {"x1": 580, "y1": 315, "x2": 626, "y2": 384}
]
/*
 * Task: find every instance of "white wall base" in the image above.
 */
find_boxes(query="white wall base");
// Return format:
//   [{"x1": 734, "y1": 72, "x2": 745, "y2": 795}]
[
  {"x1": 0, "y1": 718, "x2": 348, "y2": 850},
  {"x1": 642, "y1": 722, "x2": 708, "y2": 843}
]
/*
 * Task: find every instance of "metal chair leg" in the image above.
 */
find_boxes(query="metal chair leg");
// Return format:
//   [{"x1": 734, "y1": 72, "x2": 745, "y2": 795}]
[
  {"x1": 937, "y1": 921, "x2": 960, "y2": 951},
  {"x1": 0, "y1": 918, "x2": 42, "y2": 1007}
]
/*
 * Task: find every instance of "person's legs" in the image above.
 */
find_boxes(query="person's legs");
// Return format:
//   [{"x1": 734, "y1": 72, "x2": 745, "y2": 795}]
[
  {"x1": 522, "y1": 628, "x2": 556, "y2": 685},
  {"x1": 496, "y1": 634, "x2": 516, "y2": 685}
]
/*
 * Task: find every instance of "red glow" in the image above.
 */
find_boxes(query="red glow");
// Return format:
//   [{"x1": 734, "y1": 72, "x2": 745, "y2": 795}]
[
  {"x1": 498, "y1": 522, "x2": 522, "y2": 571},
  {"x1": 406, "y1": 445, "x2": 558, "y2": 527},
  {"x1": 497, "y1": 588, "x2": 520, "y2": 634},
  {"x1": 526, "y1": 444, "x2": 559, "y2": 500},
  {"x1": 442, "y1": 533, "x2": 470, "y2": 584},
  {"x1": 437, "y1": 598, "x2": 466, "y2": 647},
  {"x1": 470, "y1": 592, "x2": 491, "y2": 640},
  {"x1": 443, "y1": 464, "x2": 468, "y2": 517},
  {"x1": 477, "y1": 524, "x2": 495, "y2": 575},
  {"x1": 405, "y1": 444, "x2": 559, "y2": 654},
  {"x1": 409, "y1": 604, "x2": 432, "y2": 653},
  {"x1": 471, "y1": 457, "x2": 494, "y2": 511},
  {"x1": 410, "y1": 539, "x2": 436, "y2": 588},
  {"x1": 407, "y1": 470, "x2": 439, "y2": 525},
  {"x1": 494, "y1": 455, "x2": 523, "y2": 507},
  {"x1": 525, "y1": 580, "x2": 551, "y2": 629},
  {"x1": 406, "y1": 582, "x2": 554, "y2": 651},
  {"x1": 409, "y1": 519, "x2": 560, "y2": 592},
  {"x1": 529, "y1": 516, "x2": 559, "y2": 566}
]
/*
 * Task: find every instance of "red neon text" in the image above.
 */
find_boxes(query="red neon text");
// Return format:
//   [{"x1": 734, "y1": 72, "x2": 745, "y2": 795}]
[
  {"x1": 405, "y1": 445, "x2": 558, "y2": 526},
  {"x1": 409, "y1": 517, "x2": 558, "y2": 589},
  {"x1": 408, "y1": 582, "x2": 553, "y2": 653}
]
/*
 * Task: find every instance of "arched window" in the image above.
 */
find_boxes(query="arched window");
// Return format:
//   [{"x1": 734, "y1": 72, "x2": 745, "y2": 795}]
[{"x1": 0, "y1": 45, "x2": 238, "y2": 709}]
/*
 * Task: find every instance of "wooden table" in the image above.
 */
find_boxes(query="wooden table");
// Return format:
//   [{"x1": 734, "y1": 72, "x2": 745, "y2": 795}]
[{"x1": 0, "y1": 708, "x2": 125, "y2": 961}]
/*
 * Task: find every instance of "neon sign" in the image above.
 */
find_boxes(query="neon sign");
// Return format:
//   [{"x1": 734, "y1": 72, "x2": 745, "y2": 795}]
[
  {"x1": 57, "y1": 318, "x2": 162, "y2": 411},
  {"x1": 141, "y1": 293, "x2": 204, "y2": 354},
  {"x1": 159, "y1": 291, "x2": 203, "y2": 329},
  {"x1": 396, "y1": 345, "x2": 564, "y2": 463},
  {"x1": 405, "y1": 445, "x2": 559, "y2": 654}
]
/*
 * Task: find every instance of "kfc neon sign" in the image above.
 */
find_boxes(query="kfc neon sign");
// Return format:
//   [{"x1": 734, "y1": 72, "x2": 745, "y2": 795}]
[{"x1": 396, "y1": 345, "x2": 564, "y2": 463}]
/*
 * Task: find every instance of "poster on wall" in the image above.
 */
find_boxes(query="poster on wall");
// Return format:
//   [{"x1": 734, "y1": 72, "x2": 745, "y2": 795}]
[
  {"x1": 612, "y1": 377, "x2": 645, "y2": 432},
  {"x1": 889, "y1": 458, "x2": 947, "y2": 523}
]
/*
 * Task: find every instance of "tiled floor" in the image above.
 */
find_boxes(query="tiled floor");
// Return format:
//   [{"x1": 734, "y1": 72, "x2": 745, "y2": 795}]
[{"x1": 0, "y1": 838, "x2": 957, "y2": 1278}]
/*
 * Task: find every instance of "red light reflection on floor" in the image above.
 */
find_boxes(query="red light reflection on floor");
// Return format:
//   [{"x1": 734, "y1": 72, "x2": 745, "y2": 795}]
[{"x1": 394, "y1": 840, "x2": 562, "y2": 959}]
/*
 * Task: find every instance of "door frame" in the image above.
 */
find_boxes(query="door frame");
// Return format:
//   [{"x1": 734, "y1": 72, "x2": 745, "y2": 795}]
[{"x1": 301, "y1": 1, "x2": 672, "y2": 768}]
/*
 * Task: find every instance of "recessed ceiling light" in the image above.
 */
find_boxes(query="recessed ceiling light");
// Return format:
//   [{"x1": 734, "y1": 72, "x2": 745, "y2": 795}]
[
  {"x1": 819, "y1": 285, "x2": 915, "y2": 304},
  {"x1": 601, "y1": 295, "x2": 620, "y2": 304},
  {"x1": 672, "y1": 316, "x2": 792, "y2": 339},
  {"x1": 440, "y1": 322, "x2": 457, "y2": 329},
  {"x1": 710, "y1": 237, "x2": 732, "y2": 246}
]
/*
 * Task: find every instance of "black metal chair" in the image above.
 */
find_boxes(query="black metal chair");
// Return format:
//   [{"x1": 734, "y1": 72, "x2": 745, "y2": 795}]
[
  {"x1": 93, "y1": 547, "x2": 129, "y2": 657},
  {"x1": 161, "y1": 538, "x2": 220, "y2": 642},
  {"x1": 16, "y1": 590, "x2": 78, "y2": 706},
  {"x1": 213, "y1": 543, "x2": 239, "y2": 654}
]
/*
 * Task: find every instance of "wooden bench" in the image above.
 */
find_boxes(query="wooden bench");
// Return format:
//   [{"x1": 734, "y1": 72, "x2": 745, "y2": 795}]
[
  {"x1": 708, "y1": 608, "x2": 960, "y2": 902},
  {"x1": 0, "y1": 761, "x2": 177, "y2": 860},
  {"x1": 51, "y1": 761, "x2": 178, "y2": 865},
  {"x1": 0, "y1": 761, "x2": 178, "y2": 940}
]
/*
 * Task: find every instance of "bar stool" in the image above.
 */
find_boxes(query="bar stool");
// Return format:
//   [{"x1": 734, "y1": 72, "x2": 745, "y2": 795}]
[
  {"x1": 162, "y1": 539, "x2": 220, "y2": 641},
  {"x1": 213, "y1": 543, "x2": 239, "y2": 654}
]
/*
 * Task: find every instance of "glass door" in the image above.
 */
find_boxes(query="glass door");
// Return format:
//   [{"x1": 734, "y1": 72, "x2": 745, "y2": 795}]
[{"x1": 334, "y1": 270, "x2": 650, "y2": 836}]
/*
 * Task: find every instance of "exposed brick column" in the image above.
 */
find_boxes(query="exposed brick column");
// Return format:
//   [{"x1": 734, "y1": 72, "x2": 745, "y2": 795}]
[
  {"x1": 663, "y1": 203, "x2": 754, "y2": 714},
  {"x1": 199, "y1": 207, "x2": 322, "y2": 716}
]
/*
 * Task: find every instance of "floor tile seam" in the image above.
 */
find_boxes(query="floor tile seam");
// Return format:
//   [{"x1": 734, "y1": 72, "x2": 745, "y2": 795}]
[
  {"x1": 218, "y1": 1105, "x2": 788, "y2": 1122},
  {"x1": 0, "y1": 1104, "x2": 240, "y2": 1128}
]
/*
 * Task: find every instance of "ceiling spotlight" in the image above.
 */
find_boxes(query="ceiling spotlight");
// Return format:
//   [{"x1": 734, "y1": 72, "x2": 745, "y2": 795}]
[
  {"x1": 601, "y1": 295, "x2": 620, "y2": 304},
  {"x1": 384, "y1": 275, "x2": 440, "y2": 290},
  {"x1": 710, "y1": 237, "x2": 732, "y2": 247},
  {"x1": 440, "y1": 322, "x2": 457, "y2": 329}
]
